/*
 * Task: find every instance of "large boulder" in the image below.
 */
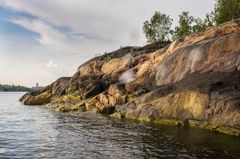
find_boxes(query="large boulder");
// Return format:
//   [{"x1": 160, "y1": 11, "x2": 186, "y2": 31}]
[
  {"x1": 115, "y1": 20, "x2": 240, "y2": 135},
  {"x1": 20, "y1": 19, "x2": 240, "y2": 136},
  {"x1": 20, "y1": 77, "x2": 71, "y2": 105},
  {"x1": 20, "y1": 92, "x2": 52, "y2": 105}
]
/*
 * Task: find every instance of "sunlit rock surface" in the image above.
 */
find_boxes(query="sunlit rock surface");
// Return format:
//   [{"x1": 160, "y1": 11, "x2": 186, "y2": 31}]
[{"x1": 20, "y1": 19, "x2": 240, "y2": 136}]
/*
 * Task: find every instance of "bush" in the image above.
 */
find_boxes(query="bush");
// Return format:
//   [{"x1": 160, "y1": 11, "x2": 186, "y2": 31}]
[
  {"x1": 143, "y1": 11, "x2": 172, "y2": 44},
  {"x1": 214, "y1": 0, "x2": 240, "y2": 24}
]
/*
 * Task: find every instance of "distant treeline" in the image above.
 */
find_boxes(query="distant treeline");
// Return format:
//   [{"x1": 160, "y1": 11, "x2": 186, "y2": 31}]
[{"x1": 0, "y1": 84, "x2": 32, "y2": 92}]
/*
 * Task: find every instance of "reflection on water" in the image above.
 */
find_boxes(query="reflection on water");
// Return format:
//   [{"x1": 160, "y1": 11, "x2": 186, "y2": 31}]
[{"x1": 0, "y1": 92, "x2": 239, "y2": 159}]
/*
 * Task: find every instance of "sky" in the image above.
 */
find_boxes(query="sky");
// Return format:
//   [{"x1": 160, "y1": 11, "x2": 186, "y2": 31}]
[{"x1": 0, "y1": 0, "x2": 215, "y2": 87}]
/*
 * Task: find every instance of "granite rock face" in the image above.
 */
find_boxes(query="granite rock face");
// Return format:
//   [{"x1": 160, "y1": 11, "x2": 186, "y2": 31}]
[{"x1": 20, "y1": 19, "x2": 240, "y2": 136}]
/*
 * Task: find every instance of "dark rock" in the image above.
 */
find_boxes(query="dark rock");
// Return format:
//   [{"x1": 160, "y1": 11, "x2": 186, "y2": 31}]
[
  {"x1": 83, "y1": 80, "x2": 105, "y2": 99},
  {"x1": 19, "y1": 19, "x2": 240, "y2": 136}
]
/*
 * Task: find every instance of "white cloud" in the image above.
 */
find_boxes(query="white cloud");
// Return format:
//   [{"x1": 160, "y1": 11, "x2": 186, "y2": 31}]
[
  {"x1": 1, "y1": 0, "x2": 215, "y2": 45},
  {"x1": 9, "y1": 17, "x2": 119, "y2": 57},
  {"x1": 0, "y1": 0, "x2": 216, "y2": 86},
  {"x1": 45, "y1": 60, "x2": 58, "y2": 69},
  {"x1": 9, "y1": 18, "x2": 81, "y2": 54}
]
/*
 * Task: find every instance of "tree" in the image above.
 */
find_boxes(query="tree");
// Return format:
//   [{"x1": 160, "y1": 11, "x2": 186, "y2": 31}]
[
  {"x1": 214, "y1": 0, "x2": 240, "y2": 24},
  {"x1": 192, "y1": 13, "x2": 215, "y2": 33},
  {"x1": 192, "y1": 18, "x2": 206, "y2": 33},
  {"x1": 172, "y1": 11, "x2": 215, "y2": 39},
  {"x1": 172, "y1": 11, "x2": 195, "y2": 39},
  {"x1": 204, "y1": 12, "x2": 215, "y2": 27},
  {"x1": 143, "y1": 11, "x2": 173, "y2": 44}
]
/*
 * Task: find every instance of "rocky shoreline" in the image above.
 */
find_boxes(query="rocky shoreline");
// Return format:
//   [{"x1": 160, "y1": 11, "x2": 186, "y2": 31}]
[{"x1": 20, "y1": 19, "x2": 240, "y2": 136}]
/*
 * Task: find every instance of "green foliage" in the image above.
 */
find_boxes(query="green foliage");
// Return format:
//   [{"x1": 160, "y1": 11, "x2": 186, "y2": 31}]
[
  {"x1": 143, "y1": 11, "x2": 173, "y2": 43},
  {"x1": 192, "y1": 18, "x2": 206, "y2": 33},
  {"x1": 214, "y1": 0, "x2": 240, "y2": 24},
  {"x1": 172, "y1": 11, "x2": 215, "y2": 40},
  {"x1": 172, "y1": 11, "x2": 194, "y2": 39},
  {"x1": 192, "y1": 13, "x2": 215, "y2": 33},
  {"x1": 143, "y1": 0, "x2": 240, "y2": 43},
  {"x1": 203, "y1": 12, "x2": 216, "y2": 27}
]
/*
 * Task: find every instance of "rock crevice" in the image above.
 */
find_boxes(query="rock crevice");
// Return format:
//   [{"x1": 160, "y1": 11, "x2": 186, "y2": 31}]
[{"x1": 20, "y1": 19, "x2": 240, "y2": 136}]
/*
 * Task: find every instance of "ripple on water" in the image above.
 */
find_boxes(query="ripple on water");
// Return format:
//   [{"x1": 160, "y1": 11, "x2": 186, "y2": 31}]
[{"x1": 0, "y1": 92, "x2": 239, "y2": 159}]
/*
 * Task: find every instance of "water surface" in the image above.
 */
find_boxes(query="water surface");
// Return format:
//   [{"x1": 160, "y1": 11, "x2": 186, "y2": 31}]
[{"x1": 0, "y1": 92, "x2": 239, "y2": 159}]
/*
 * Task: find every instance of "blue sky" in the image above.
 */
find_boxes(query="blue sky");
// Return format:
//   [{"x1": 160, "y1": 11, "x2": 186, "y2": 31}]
[{"x1": 0, "y1": 0, "x2": 215, "y2": 87}]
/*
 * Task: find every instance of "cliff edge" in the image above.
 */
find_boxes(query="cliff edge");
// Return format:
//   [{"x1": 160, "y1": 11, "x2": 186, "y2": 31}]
[{"x1": 20, "y1": 19, "x2": 240, "y2": 136}]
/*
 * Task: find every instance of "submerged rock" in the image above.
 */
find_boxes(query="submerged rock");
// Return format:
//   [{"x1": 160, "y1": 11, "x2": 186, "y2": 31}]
[{"x1": 20, "y1": 19, "x2": 240, "y2": 136}]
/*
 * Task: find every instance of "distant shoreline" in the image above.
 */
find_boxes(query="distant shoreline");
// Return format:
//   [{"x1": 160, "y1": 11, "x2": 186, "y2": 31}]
[
  {"x1": 0, "y1": 84, "x2": 38, "y2": 92},
  {"x1": 0, "y1": 91, "x2": 29, "y2": 92}
]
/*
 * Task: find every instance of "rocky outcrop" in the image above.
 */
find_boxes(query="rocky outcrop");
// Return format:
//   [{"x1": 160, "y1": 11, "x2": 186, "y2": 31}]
[
  {"x1": 20, "y1": 77, "x2": 71, "y2": 105},
  {"x1": 20, "y1": 19, "x2": 240, "y2": 136}
]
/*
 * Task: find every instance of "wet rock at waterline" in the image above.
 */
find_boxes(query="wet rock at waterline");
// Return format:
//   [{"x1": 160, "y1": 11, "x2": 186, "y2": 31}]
[{"x1": 20, "y1": 19, "x2": 240, "y2": 136}]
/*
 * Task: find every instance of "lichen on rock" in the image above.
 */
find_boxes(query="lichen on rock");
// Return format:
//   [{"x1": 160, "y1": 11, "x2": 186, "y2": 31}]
[{"x1": 20, "y1": 19, "x2": 240, "y2": 136}]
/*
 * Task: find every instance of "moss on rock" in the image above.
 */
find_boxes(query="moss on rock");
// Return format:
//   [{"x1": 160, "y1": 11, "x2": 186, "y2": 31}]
[
  {"x1": 215, "y1": 126, "x2": 240, "y2": 136},
  {"x1": 22, "y1": 92, "x2": 52, "y2": 105}
]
